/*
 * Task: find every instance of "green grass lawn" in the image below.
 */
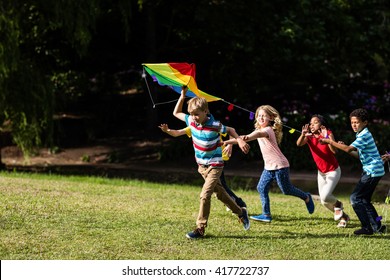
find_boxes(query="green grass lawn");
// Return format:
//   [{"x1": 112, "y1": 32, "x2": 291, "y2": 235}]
[{"x1": 0, "y1": 171, "x2": 389, "y2": 260}]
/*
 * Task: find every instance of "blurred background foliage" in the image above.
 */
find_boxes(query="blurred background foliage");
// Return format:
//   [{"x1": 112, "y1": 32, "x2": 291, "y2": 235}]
[{"x1": 0, "y1": 0, "x2": 389, "y2": 169}]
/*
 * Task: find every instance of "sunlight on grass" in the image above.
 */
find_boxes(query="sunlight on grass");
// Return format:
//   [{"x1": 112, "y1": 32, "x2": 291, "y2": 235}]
[{"x1": 0, "y1": 171, "x2": 389, "y2": 260}]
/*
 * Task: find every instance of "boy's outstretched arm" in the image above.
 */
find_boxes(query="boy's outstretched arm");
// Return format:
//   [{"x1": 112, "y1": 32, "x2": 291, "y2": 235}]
[
  {"x1": 158, "y1": 124, "x2": 188, "y2": 137},
  {"x1": 173, "y1": 86, "x2": 188, "y2": 122},
  {"x1": 226, "y1": 127, "x2": 250, "y2": 154},
  {"x1": 320, "y1": 138, "x2": 359, "y2": 158}
]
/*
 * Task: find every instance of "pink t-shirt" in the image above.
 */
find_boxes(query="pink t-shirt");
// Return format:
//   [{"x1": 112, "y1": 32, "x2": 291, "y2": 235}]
[
  {"x1": 257, "y1": 126, "x2": 290, "y2": 170},
  {"x1": 306, "y1": 130, "x2": 339, "y2": 173}
]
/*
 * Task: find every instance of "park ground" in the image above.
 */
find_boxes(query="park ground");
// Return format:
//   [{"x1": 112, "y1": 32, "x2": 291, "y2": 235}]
[{"x1": 1, "y1": 138, "x2": 389, "y2": 201}]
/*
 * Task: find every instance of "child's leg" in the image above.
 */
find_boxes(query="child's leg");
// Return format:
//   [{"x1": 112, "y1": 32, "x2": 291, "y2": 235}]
[
  {"x1": 275, "y1": 168, "x2": 307, "y2": 200},
  {"x1": 318, "y1": 168, "x2": 340, "y2": 212},
  {"x1": 257, "y1": 170, "x2": 275, "y2": 215},
  {"x1": 220, "y1": 170, "x2": 246, "y2": 208},
  {"x1": 215, "y1": 179, "x2": 243, "y2": 215},
  {"x1": 350, "y1": 173, "x2": 382, "y2": 231},
  {"x1": 196, "y1": 166, "x2": 219, "y2": 228},
  {"x1": 196, "y1": 166, "x2": 242, "y2": 228}
]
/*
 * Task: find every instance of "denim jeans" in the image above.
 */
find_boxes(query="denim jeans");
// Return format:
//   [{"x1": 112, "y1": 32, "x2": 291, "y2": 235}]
[
  {"x1": 350, "y1": 173, "x2": 382, "y2": 232},
  {"x1": 257, "y1": 168, "x2": 308, "y2": 215}
]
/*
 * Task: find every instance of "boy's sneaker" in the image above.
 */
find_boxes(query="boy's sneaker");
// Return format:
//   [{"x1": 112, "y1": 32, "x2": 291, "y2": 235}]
[
  {"x1": 250, "y1": 214, "x2": 272, "y2": 222},
  {"x1": 239, "y1": 208, "x2": 250, "y2": 231},
  {"x1": 305, "y1": 193, "x2": 315, "y2": 214},
  {"x1": 354, "y1": 227, "x2": 373, "y2": 236},
  {"x1": 186, "y1": 228, "x2": 205, "y2": 239},
  {"x1": 236, "y1": 198, "x2": 247, "y2": 209},
  {"x1": 376, "y1": 225, "x2": 387, "y2": 234}
]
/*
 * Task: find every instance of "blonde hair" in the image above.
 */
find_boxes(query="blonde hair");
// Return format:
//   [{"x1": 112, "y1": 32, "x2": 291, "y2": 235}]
[
  {"x1": 255, "y1": 105, "x2": 283, "y2": 145},
  {"x1": 187, "y1": 97, "x2": 209, "y2": 114}
]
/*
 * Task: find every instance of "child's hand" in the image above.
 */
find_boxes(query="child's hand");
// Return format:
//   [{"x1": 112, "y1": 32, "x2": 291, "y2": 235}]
[
  {"x1": 223, "y1": 144, "x2": 233, "y2": 158},
  {"x1": 241, "y1": 135, "x2": 249, "y2": 141},
  {"x1": 181, "y1": 86, "x2": 188, "y2": 97},
  {"x1": 301, "y1": 124, "x2": 311, "y2": 136},
  {"x1": 319, "y1": 138, "x2": 330, "y2": 144},
  {"x1": 237, "y1": 138, "x2": 250, "y2": 154},
  {"x1": 158, "y1": 124, "x2": 169, "y2": 132},
  {"x1": 382, "y1": 153, "x2": 390, "y2": 162},
  {"x1": 320, "y1": 125, "x2": 328, "y2": 138}
]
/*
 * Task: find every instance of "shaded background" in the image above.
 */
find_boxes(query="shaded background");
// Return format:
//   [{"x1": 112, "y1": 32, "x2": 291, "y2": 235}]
[{"x1": 1, "y1": 0, "x2": 389, "y2": 171}]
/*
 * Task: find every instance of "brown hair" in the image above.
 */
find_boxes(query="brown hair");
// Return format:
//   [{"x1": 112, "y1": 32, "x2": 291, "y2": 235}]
[{"x1": 187, "y1": 97, "x2": 208, "y2": 114}]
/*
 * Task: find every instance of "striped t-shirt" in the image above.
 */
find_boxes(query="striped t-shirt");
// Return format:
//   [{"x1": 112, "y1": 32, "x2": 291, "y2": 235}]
[
  {"x1": 185, "y1": 114, "x2": 225, "y2": 167},
  {"x1": 184, "y1": 127, "x2": 230, "y2": 161},
  {"x1": 351, "y1": 127, "x2": 385, "y2": 177}
]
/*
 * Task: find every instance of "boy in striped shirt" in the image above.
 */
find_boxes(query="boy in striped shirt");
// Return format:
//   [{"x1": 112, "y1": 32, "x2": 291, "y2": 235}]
[
  {"x1": 320, "y1": 108, "x2": 386, "y2": 235},
  {"x1": 173, "y1": 86, "x2": 250, "y2": 239}
]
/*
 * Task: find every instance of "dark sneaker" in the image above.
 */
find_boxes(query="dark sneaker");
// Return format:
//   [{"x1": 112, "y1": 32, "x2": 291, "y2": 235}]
[
  {"x1": 236, "y1": 198, "x2": 247, "y2": 209},
  {"x1": 305, "y1": 193, "x2": 315, "y2": 214},
  {"x1": 186, "y1": 228, "x2": 205, "y2": 239},
  {"x1": 250, "y1": 214, "x2": 272, "y2": 223},
  {"x1": 354, "y1": 228, "x2": 373, "y2": 235},
  {"x1": 376, "y1": 225, "x2": 387, "y2": 234},
  {"x1": 239, "y1": 208, "x2": 250, "y2": 231}
]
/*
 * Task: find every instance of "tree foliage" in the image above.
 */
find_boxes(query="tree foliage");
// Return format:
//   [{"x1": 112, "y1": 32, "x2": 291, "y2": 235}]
[{"x1": 1, "y1": 0, "x2": 389, "y2": 158}]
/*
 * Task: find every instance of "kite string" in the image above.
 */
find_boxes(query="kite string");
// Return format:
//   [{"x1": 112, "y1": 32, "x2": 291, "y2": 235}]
[
  {"x1": 143, "y1": 69, "x2": 302, "y2": 134},
  {"x1": 143, "y1": 68, "x2": 180, "y2": 107},
  {"x1": 220, "y1": 100, "x2": 302, "y2": 134}
]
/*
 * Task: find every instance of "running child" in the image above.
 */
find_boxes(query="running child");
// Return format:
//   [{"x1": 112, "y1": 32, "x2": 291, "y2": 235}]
[
  {"x1": 172, "y1": 86, "x2": 250, "y2": 239},
  {"x1": 296, "y1": 114, "x2": 350, "y2": 228},
  {"x1": 320, "y1": 108, "x2": 386, "y2": 235},
  {"x1": 225, "y1": 105, "x2": 315, "y2": 222}
]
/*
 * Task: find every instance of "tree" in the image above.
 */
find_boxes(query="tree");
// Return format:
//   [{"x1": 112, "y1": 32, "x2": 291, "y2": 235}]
[{"x1": 0, "y1": 0, "x2": 137, "y2": 156}]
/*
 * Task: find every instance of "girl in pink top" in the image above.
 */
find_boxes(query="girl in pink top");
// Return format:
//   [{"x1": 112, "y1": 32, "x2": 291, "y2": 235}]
[
  {"x1": 297, "y1": 115, "x2": 350, "y2": 228},
  {"x1": 225, "y1": 105, "x2": 314, "y2": 222}
]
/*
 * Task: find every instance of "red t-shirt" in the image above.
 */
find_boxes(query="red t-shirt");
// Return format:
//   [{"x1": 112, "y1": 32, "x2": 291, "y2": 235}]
[{"x1": 306, "y1": 130, "x2": 339, "y2": 173}]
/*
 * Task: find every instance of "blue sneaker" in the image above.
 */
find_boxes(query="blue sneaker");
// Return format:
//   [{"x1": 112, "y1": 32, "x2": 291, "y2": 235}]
[
  {"x1": 186, "y1": 228, "x2": 205, "y2": 239},
  {"x1": 305, "y1": 193, "x2": 315, "y2": 214},
  {"x1": 239, "y1": 208, "x2": 250, "y2": 230},
  {"x1": 250, "y1": 214, "x2": 272, "y2": 223}
]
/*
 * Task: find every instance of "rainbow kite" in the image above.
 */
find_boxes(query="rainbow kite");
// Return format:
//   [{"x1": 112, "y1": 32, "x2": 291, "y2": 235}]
[
  {"x1": 142, "y1": 62, "x2": 303, "y2": 134},
  {"x1": 142, "y1": 63, "x2": 221, "y2": 102}
]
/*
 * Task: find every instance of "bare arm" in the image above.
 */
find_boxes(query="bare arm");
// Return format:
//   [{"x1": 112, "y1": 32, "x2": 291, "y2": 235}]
[
  {"x1": 226, "y1": 127, "x2": 250, "y2": 154},
  {"x1": 326, "y1": 131, "x2": 337, "y2": 154},
  {"x1": 320, "y1": 138, "x2": 358, "y2": 158},
  {"x1": 158, "y1": 124, "x2": 187, "y2": 137},
  {"x1": 243, "y1": 129, "x2": 268, "y2": 142},
  {"x1": 224, "y1": 129, "x2": 267, "y2": 145},
  {"x1": 296, "y1": 124, "x2": 309, "y2": 146},
  {"x1": 381, "y1": 152, "x2": 390, "y2": 163},
  {"x1": 173, "y1": 87, "x2": 188, "y2": 122}
]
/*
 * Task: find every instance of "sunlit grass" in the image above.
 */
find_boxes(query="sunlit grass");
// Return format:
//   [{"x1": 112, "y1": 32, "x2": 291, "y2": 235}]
[{"x1": 0, "y1": 171, "x2": 389, "y2": 260}]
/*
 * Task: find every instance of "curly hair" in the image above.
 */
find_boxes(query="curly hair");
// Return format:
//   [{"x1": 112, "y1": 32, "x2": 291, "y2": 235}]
[
  {"x1": 349, "y1": 108, "x2": 369, "y2": 122},
  {"x1": 311, "y1": 114, "x2": 327, "y2": 126},
  {"x1": 254, "y1": 105, "x2": 283, "y2": 145}
]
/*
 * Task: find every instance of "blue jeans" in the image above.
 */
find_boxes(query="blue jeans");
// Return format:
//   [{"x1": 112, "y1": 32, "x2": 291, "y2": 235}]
[
  {"x1": 350, "y1": 173, "x2": 382, "y2": 232},
  {"x1": 257, "y1": 168, "x2": 308, "y2": 215}
]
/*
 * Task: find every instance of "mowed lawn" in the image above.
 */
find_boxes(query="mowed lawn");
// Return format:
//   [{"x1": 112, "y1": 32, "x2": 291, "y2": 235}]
[{"x1": 0, "y1": 172, "x2": 389, "y2": 260}]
